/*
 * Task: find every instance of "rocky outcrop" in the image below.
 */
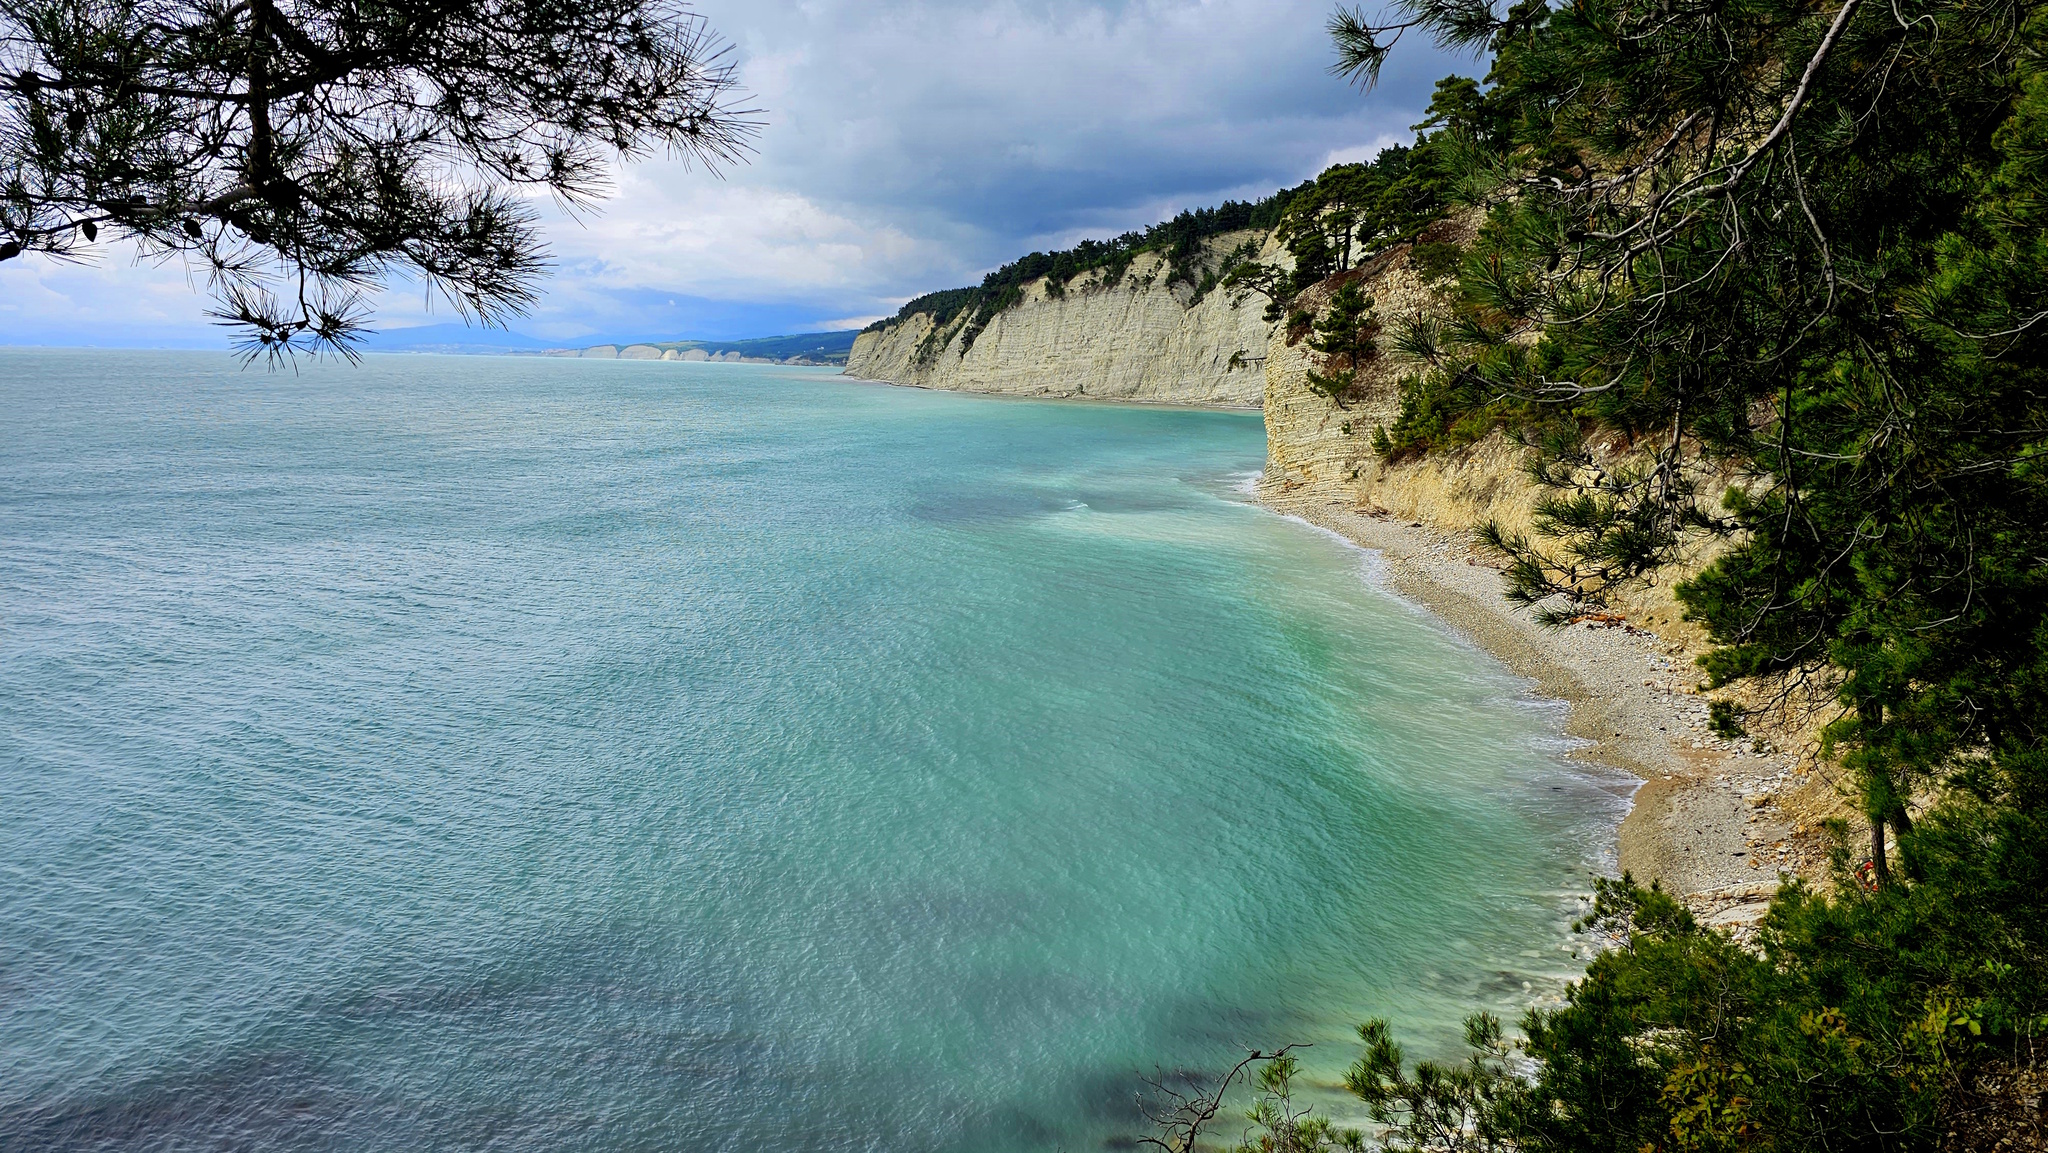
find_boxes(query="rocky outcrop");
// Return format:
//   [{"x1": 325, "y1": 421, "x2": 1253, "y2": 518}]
[
  {"x1": 845, "y1": 231, "x2": 1277, "y2": 407},
  {"x1": 1260, "y1": 215, "x2": 1716, "y2": 646},
  {"x1": 1258, "y1": 219, "x2": 1855, "y2": 911}
]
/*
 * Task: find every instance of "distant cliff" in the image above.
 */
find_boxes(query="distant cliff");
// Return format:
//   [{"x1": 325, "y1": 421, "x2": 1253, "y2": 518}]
[
  {"x1": 541, "y1": 331, "x2": 857, "y2": 366},
  {"x1": 846, "y1": 231, "x2": 1279, "y2": 407}
]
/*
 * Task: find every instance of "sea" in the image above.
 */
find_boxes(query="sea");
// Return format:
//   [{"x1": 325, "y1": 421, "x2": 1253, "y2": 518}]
[{"x1": 0, "y1": 350, "x2": 1631, "y2": 1151}]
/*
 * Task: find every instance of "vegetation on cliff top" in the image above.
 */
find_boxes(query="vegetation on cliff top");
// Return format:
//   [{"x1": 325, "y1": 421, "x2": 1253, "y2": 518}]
[
  {"x1": 865, "y1": 192, "x2": 1294, "y2": 360},
  {"x1": 1173, "y1": 0, "x2": 2048, "y2": 1150},
  {"x1": 866, "y1": 88, "x2": 1469, "y2": 366},
  {"x1": 1226, "y1": 106, "x2": 1464, "y2": 326}
]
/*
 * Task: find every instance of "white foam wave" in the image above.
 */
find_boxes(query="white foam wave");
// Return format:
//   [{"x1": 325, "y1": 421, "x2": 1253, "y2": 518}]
[{"x1": 1269, "y1": 511, "x2": 1393, "y2": 587}]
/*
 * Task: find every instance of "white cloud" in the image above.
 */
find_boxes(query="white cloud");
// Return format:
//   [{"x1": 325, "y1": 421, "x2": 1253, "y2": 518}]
[
  {"x1": 1319, "y1": 133, "x2": 1413, "y2": 169},
  {"x1": 0, "y1": 247, "x2": 220, "y2": 346},
  {"x1": 538, "y1": 164, "x2": 956, "y2": 300},
  {"x1": 7, "y1": 1, "x2": 1477, "y2": 346}
]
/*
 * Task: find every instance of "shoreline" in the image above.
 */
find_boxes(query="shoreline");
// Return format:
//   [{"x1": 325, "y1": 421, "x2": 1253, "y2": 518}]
[
  {"x1": 838, "y1": 369, "x2": 1827, "y2": 930},
  {"x1": 836, "y1": 369, "x2": 1265, "y2": 411},
  {"x1": 1258, "y1": 485, "x2": 1831, "y2": 934}
]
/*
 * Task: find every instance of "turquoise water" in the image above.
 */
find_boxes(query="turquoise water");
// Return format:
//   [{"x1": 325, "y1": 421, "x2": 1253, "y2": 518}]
[{"x1": 0, "y1": 350, "x2": 1628, "y2": 1151}]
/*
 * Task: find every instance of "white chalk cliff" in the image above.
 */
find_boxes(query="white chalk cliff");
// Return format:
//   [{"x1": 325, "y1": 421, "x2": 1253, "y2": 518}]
[{"x1": 845, "y1": 231, "x2": 1279, "y2": 407}]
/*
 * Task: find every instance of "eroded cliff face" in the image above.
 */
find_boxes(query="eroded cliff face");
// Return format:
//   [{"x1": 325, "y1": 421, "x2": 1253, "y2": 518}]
[
  {"x1": 845, "y1": 232, "x2": 1276, "y2": 407},
  {"x1": 1260, "y1": 218, "x2": 1717, "y2": 647}
]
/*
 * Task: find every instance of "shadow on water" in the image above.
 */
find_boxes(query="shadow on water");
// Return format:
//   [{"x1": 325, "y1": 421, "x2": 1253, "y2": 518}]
[
  {"x1": 3, "y1": 931, "x2": 1324, "y2": 1153},
  {"x1": 907, "y1": 491, "x2": 1074, "y2": 524},
  {"x1": 2, "y1": 929, "x2": 763, "y2": 1152},
  {"x1": 0, "y1": 1050, "x2": 370, "y2": 1153},
  {"x1": 2, "y1": 922, "x2": 1122, "y2": 1153},
  {"x1": 1155, "y1": 994, "x2": 1303, "y2": 1054},
  {"x1": 1051, "y1": 994, "x2": 1317, "y2": 1149}
]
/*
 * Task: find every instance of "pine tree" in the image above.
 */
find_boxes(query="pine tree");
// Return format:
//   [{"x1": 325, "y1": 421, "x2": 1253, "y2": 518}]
[
  {"x1": 1290, "y1": 0, "x2": 2048, "y2": 1147},
  {"x1": 1, "y1": 0, "x2": 758, "y2": 358},
  {"x1": 1343, "y1": 0, "x2": 2048, "y2": 873},
  {"x1": 1303, "y1": 279, "x2": 1378, "y2": 408}
]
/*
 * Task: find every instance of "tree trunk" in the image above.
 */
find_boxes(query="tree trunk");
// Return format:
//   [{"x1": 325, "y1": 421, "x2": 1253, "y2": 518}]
[
  {"x1": 1890, "y1": 802, "x2": 1916, "y2": 881},
  {"x1": 1870, "y1": 815, "x2": 1890, "y2": 887},
  {"x1": 247, "y1": 0, "x2": 273, "y2": 190}
]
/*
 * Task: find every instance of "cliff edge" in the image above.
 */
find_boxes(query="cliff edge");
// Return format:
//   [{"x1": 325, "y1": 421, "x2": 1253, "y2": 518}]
[
  {"x1": 845, "y1": 232, "x2": 1277, "y2": 407},
  {"x1": 1258, "y1": 227, "x2": 1849, "y2": 928}
]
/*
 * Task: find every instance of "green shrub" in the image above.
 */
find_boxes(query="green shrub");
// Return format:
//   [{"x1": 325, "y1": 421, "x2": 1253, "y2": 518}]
[
  {"x1": 1220, "y1": 807, "x2": 2046, "y2": 1152},
  {"x1": 1708, "y1": 700, "x2": 1746, "y2": 740},
  {"x1": 1408, "y1": 240, "x2": 1463, "y2": 283}
]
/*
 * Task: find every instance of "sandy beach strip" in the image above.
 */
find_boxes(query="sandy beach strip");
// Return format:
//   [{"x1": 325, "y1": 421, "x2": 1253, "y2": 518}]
[{"x1": 1259, "y1": 486, "x2": 1835, "y2": 934}]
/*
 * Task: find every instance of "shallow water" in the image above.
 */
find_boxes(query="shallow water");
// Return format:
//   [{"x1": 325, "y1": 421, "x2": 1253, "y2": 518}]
[{"x1": 0, "y1": 351, "x2": 1629, "y2": 1151}]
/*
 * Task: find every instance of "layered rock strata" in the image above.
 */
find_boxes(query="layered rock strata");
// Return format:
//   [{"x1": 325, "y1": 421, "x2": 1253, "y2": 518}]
[{"x1": 845, "y1": 232, "x2": 1276, "y2": 407}]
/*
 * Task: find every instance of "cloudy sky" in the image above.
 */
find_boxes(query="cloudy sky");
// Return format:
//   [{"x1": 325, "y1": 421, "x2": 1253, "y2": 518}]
[{"x1": 0, "y1": 0, "x2": 1472, "y2": 348}]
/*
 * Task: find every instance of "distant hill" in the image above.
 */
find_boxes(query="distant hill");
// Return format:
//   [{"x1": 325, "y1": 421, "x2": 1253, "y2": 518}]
[
  {"x1": 541, "y1": 330, "x2": 859, "y2": 366},
  {"x1": 681, "y1": 331, "x2": 858, "y2": 363},
  {"x1": 357, "y1": 325, "x2": 860, "y2": 365}
]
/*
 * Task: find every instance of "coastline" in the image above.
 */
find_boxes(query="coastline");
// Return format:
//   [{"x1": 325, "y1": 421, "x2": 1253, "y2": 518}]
[
  {"x1": 838, "y1": 366, "x2": 1833, "y2": 933},
  {"x1": 1258, "y1": 484, "x2": 1834, "y2": 934},
  {"x1": 837, "y1": 369, "x2": 1265, "y2": 410}
]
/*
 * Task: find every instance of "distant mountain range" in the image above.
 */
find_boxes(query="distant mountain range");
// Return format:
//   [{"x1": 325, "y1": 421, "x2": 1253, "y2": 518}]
[{"x1": 359, "y1": 324, "x2": 858, "y2": 365}]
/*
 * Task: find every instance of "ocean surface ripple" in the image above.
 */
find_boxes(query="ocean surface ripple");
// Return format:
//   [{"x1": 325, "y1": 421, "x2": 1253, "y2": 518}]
[{"x1": 0, "y1": 351, "x2": 1629, "y2": 1152}]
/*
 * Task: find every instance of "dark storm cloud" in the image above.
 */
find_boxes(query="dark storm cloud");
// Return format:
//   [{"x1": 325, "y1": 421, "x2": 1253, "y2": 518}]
[
  {"x1": 0, "y1": 1, "x2": 1476, "y2": 345},
  {"x1": 710, "y1": 0, "x2": 1472, "y2": 255}
]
